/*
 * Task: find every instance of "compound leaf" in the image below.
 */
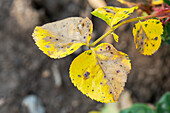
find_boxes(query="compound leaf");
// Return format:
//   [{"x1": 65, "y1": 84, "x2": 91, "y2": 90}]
[
  {"x1": 70, "y1": 43, "x2": 131, "y2": 103},
  {"x1": 32, "y1": 17, "x2": 93, "y2": 59},
  {"x1": 91, "y1": 6, "x2": 138, "y2": 27},
  {"x1": 112, "y1": 32, "x2": 119, "y2": 42},
  {"x1": 133, "y1": 19, "x2": 163, "y2": 55}
]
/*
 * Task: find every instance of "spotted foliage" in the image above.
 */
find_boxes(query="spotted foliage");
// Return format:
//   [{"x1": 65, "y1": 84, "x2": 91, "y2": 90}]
[
  {"x1": 133, "y1": 19, "x2": 163, "y2": 55},
  {"x1": 91, "y1": 6, "x2": 138, "y2": 27},
  {"x1": 70, "y1": 43, "x2": 131, "y2": 103},
  {"x1": 152, "y1": 0, "x2": 163, "y2": 5},
  {"x1": 112, "y1": 32, "x2": 119, "y2": 42},
  {"x1": 32, "y1": 17, "x2": 93, "y2": 59}
]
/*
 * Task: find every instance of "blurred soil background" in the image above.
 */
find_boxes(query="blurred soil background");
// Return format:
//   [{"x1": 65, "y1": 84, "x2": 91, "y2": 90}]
[{"x1": 0, "y1": 0, "x2": 170, "y2": 113}]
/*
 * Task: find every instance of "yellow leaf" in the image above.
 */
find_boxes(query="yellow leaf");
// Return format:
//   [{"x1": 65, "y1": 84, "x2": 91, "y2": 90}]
[
  {"x1": 117, "y1": 0, "x2": 128, "y2": 4},
  {"x1": 133, "y1": 19, "x2": 163, "y2": 55},
  {"x1": 69, "y1": 43, "x2": 131, "y2": 103},
  {"x1": 117, "y1": 0, "x2": 137, "y2": 6},
  {"x1": 111, "y1": 6, "x2": 138, "y2": 26},
  {"x1": 32, "y1": 17, "x2": 93, "y2": 59},
  {"x1": 152, "y1": 0, "x2": 163, "y2": 5},
  {"x1": 112, "y1": 32, "x2": 119, "y2": 42},
  {"x1": 91, "y1": 6, "x2": 119, "y2": 26},
  {"x1": 91, "y1": 6, "x2": 138, "y2": 27}
]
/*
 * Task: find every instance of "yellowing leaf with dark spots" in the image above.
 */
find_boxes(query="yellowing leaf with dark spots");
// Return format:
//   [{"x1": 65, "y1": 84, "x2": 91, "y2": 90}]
[
  {"x1": 91, "y1": 6, "x2": 138, "y2": 27},
  {"x1": 69, "y1": 43, "x2": 131, "y2": 103},
  {"x1": 32, "y1": 17, "x2": 93, "y2": 59},
  {"x1": 91, "y1": 6, "x2": 119, "y2": 26},
  {"x1": 152, "y1": 0, "x2": 163, "y2": 5},
  {"x1": 133, "y1": 19, "x2": 163, "y2": 55},
  {"x1": 111, "y1": 6, "x2": 138, "y2": 26},
  {"x1": 112, "y1": 32, "x2": 119, "y2": 42}
]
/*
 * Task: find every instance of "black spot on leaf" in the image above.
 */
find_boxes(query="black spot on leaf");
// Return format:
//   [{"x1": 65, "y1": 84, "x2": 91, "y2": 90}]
[
  {"x1": 108, "y1": 46, "x2": 111, "y2": 50},
  {"x1": 156, "y1": 21, "x2": 160, "y2": 24},
  {"x1": 84, "y1": 72, "x2": 90, "y2": 79},
  {"x1": 106, "y1": 10, "x2": 110, "y2": 13},
  {"x1": 134, "y1": 25, "x2": 136, "y2": 29},
  {"x1": 116, "y1": 70, "x2": 120, "y2": 73}
]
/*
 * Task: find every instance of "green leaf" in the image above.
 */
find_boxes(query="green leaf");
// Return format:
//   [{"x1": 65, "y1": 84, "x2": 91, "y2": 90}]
[
  {"x1": 91, "y1": 6, "x2": 138, "y2": 27},
  {"x1": 120, "y1": 103, "x2": 155, "y2": 113},
  {"x1": 156, "y1": 92, "x2": 170, "y2": 113},
  {"x1": 164, "y1": 0, "x2": 170, "y2": 5}
]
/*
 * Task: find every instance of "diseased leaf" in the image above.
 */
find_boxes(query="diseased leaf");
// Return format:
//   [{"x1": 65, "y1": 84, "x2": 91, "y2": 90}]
[
  {"x1": 91, "y1": 6, "x2": 138, "y2": 27},
  {"x1": 133, "y1": 19, "x2": 163, "y2": 55},
  {"x1": 32, "y1": 17, "x2": 93, "y2": 59},
  {"x1": 91, "y1": 6, "x2": 119, "y2": 26},
  {"x1": 152, "y1": 0, "x2": 163, "y2": 5},
  {"x1": 112, "y1": 32, "x2": 119, "y2": 42},
  {"x1": 111, "y1": 6, "x2": 138, "y2": 26},
  {"x1": 69, "y1": 43, "x2": 131, "y2": 103}
]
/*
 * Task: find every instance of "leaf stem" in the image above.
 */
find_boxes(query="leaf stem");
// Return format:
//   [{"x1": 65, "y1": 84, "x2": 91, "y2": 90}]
[
  {"x1": 90, "y1": 29, "x2": 113, "y2": 47},
  {"x1": 90, "y1": 9, "x2": 170, "y2": 47}
]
